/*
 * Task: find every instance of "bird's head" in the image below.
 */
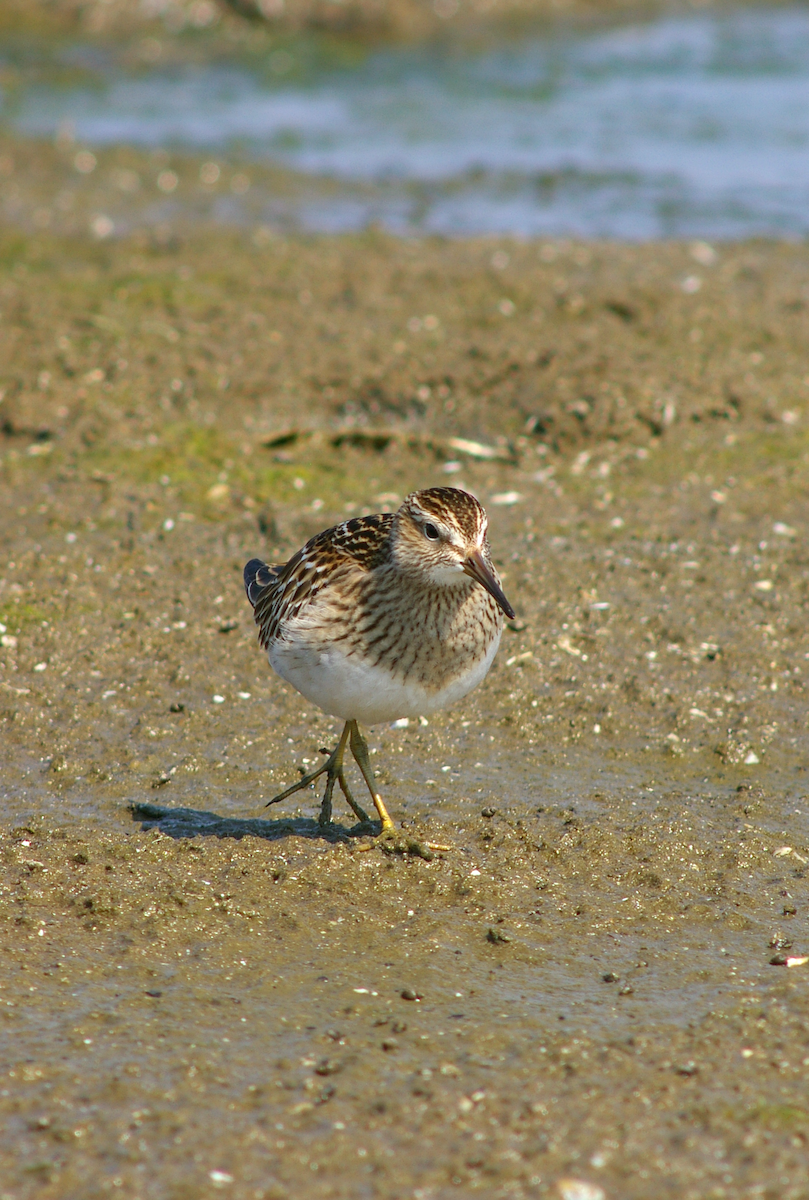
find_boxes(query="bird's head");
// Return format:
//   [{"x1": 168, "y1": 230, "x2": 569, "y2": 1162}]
[{"x1": 392, "y1": 486, "x2": 515, "y2": 619}]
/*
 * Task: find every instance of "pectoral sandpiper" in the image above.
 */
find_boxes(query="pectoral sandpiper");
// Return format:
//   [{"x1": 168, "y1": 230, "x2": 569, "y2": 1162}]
[{"x1": 244, "y1": 486, "x2": 514, "y2": 833}]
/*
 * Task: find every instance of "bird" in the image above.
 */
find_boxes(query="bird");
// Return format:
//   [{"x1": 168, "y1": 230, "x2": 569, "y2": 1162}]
[{"x1": 243, "y1": 486, "x2": 515, "y2": 834}]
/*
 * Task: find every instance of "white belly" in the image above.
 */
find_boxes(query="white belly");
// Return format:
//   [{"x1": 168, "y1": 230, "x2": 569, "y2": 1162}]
[{"x1": 269, "y1": 629, "x2": 501, "y2": 725}]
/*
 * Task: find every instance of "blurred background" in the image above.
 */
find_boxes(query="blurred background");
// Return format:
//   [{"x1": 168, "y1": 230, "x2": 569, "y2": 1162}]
[{"x1": 1, "y1": 0, "x2": 807, "y2": 242}]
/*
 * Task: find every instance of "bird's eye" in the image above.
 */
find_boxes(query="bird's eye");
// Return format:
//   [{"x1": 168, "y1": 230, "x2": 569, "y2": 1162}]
[{"x1": 424, "y1": 522, "x2": 440, "y2": 541}]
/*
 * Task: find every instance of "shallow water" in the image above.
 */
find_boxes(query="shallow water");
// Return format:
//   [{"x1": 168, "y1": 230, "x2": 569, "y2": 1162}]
[{"x1": 6, "y1": 6, "x2": 809, "y2": 237}]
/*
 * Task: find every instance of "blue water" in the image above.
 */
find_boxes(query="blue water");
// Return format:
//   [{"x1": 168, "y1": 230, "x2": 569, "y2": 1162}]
[{"x1": 6, "y1": 6, "x2": 809, "y2": 238}]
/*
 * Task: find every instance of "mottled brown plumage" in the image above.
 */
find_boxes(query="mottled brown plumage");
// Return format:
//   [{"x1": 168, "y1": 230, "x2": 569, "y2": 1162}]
[
  {"x1": 244, "y1": 487, "x2": 514, "y2": 833},
  {"x1": 245, "y1": 512, "x2": 393, "y2": 648}
]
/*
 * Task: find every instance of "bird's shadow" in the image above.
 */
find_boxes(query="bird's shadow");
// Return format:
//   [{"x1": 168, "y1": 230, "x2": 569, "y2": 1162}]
[{"x1": 129, "y1": 801, "x2": 377, "y2": 844}]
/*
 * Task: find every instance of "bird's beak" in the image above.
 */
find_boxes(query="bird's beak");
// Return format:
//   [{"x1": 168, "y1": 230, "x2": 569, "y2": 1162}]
[{"x1": 462, "y1": 550, "x2": 516, "y2": 620}]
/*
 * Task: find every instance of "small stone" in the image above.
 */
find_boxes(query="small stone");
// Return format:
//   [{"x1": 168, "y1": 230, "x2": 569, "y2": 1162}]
[
  {"x1": 406, "y1": 838, "x2": 434, "y2": 862},
  {"x1": 676, "y1": 1061, "x2": 698, "y2": 1076},
  {"x1": 401, "y1": 987, "x2": 421, "y2": 1001},
  {"x1": 783, "y1": 905, "x2": 797, "y2": 916},
  {"x1": 618, "y1": 984, "x2": 634, "y2": 996},
  {"x1": 487, "y1": 928, "x2": 510, "y2": 944},
  {"x1": 557, "y1": 1180, "x2": 605, "y2": 1200},
  {"x1": 481, "y1": 806, "x2": 497, "y2": 818},
  {"x1": 169, "y1": 702, "x2": 185, "y2": 713},
  {"x1": 381, "y1": 1038, "x2": 398, "y2": 1052},
  {"x1": 145, "y1": 989, "x2": 162, "y2": 998},
  {"x1": 602, "y1": 972, "x2": 619, "y2": 983},
  {"x1": 770, "y1": 953, "x2": 789, "y2": 966},
  {"x1": 314, "y1": 1058, "x2": 341, "y2": 1076}
]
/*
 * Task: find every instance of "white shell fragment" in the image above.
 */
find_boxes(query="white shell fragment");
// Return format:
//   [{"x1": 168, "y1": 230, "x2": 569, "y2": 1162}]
[{"x1": 557, "y1": 1180, "x2": 606, "y2": 1200}]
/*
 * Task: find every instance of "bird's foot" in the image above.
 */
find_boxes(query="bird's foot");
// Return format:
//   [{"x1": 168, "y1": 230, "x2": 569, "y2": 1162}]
[{"x1": 265, "y1": 723, "x2": 354, "y2": 824}]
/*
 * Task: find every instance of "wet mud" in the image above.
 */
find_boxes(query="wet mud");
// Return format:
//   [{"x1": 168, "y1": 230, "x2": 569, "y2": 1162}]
[{"x1": 2, "y1": 227, "x2": 809, "y2": 1198}]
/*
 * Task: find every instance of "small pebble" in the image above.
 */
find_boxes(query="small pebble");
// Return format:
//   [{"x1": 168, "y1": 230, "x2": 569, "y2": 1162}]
[
  {"x1": 602, "y1": 972, "x2": 619, "y2": 983},
  {"x1": 401, "y1": 987, "x2": 421, "y2": 1001},
  {"x1": 557, "y1": 1180, "x2": 605, "y2": 1200}
]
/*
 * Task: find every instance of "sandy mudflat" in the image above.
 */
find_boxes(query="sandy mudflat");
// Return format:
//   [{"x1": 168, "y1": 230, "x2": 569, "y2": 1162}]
[{"x1": 1, "y1": 224, "x2": 809, "y2": 1198}]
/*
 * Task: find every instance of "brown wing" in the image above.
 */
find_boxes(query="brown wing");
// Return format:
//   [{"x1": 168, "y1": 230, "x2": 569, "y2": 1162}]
[{"x1": 243, "y1": 513, "x2": 394, "y2": 649}]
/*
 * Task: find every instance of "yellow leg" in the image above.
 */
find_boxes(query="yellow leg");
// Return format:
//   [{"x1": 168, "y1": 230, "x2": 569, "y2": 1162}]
[
  {"x1": 348, "y1": 720, "x2": 396, "y2": 833},
  {"x1": 264, "y1": 722, "x2": 372, "y2": 827},
  {"x1": 336, "y1": 770, "x2": 373, "y2": 827}
]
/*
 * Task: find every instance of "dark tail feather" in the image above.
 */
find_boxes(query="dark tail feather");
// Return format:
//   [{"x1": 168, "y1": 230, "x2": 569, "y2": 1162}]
[{"x1": 244, "y1": 558, "x2": 281, "y2": 608}]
